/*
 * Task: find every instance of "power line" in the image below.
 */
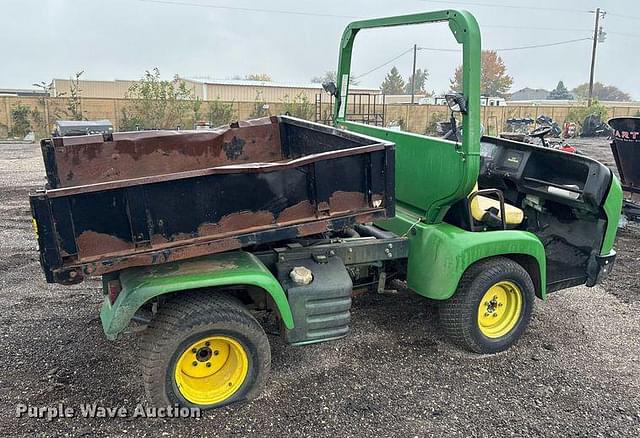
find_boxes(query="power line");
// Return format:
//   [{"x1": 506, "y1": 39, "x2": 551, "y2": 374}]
[
  {"x1": 608, "y1": 31, "x2": 640, "y2": 39},
  {"x1": 607, "y1": 12, "x2": 640, "y2": 22},
  {"x1": 482, "y1": 24, "x2": 592, "y2": 33},
  {"x1": 492, "y1": 37, "x2": 593, "y2": 51},
  {"x1": 416, "y1": 37, "x2": 592, "y2": 53},
  {"x1": 135, "y1": 0, "x2": 360, "y2": 19},
  {"x1": 354, "y1": 47, "x2": 414, "y2": 79},
  {"x1": 356, "y1": 37, "x2": 593, "y2": 79},
  {"x1": 419, "y1": 0, "x2": 590, "y2": 14}
]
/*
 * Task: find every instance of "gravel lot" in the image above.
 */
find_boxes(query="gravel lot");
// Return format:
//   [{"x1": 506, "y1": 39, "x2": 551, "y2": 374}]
[{"x1": 0, "y1": 139, "x2": 638, "y2": 437}]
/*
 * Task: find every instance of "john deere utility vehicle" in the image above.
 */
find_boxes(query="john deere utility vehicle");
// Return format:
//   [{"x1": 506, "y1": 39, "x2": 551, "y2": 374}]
[{"x1": 30, "y1": 10, "x2": 621, "y2": 410}]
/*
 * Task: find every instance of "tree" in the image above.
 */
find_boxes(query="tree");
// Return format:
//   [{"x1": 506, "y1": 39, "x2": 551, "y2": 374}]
[
  {"x1": 281, "y1": 93, "x2": 314, "y2": 120},
  {"x1": 572, "y1": 82, "x2": 631, "y2": 102},
  {"x1": 245, "y1": 73, "x2": 272, "y2": 82},
  {"x1": 207, "y1": 99, "x2": 237, "y2": 126},
  {"x1": 565, "y1": 99, "x2": 609, "y2": 128},
  {"x1": 311, "y1": 70, "x2": 360, "y2": 86},
  {"x1": 250, "y1": 91, "x2": 270, "y2": 118},
  {"x1": 450, "y1": 50, "x2": 513, "y2": 97},
  {"x1": 9, "y1": 103, "x2": 33, "y2": 138},
  {"x1": 380, "y1": 66, "x2": 406, "y2": 95},
  {"x1": 66, "y1": 71, "x2": 85, "y2": 120},
  {"x1": 548, "y1": 81, "x2": 573, "y2": 100},
  {"x1": 122, "y1": 68, "x2": 195, "y2": 129},
  {"x1": 404, "y1": 68, "x2": 429, "y2": 94}
]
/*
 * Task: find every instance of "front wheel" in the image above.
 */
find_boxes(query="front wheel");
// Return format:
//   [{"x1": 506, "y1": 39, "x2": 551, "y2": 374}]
[
  {"x1": 439, "y1": 257, "x2": 535, "y2": 354},
  {"x1": 141, "y1": 292, "x2": 271, "y2": 410}
]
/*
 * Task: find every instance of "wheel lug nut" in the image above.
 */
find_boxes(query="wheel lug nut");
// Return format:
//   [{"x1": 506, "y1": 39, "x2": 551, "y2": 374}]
[
  {"x1": 191, "y1": 348, "x2": 197, "y2": 353},
  {"x1": 493, "y1": 313, "x2": 498, "y2": 317},
  {"x1": 498, "y1": 303, "x2": 503, "y2": 307},
  {"x1": 205, "y1": 341, "x2": 210, "y2": 346},
  {"x1": 214, "y1": 350, "x2": 219, "y2": 356},
  {"x1": 192, "y1": 361, "x2": 198, "y2": 366},
  {"x1": 206, "y1": 362, "x2": 211, "y2": 368},
  {"x1": 484, "y1": 313, "x2": 489, "y2": 317}
]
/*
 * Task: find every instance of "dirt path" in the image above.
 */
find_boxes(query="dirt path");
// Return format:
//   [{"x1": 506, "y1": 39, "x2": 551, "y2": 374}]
[{"x1": 0, "y1": 142, "x2": 638, "y2": 437}]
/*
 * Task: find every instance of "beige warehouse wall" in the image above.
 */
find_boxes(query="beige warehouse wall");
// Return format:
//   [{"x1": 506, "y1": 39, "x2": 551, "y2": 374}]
[
  {"x1": 205, "y1": 84, "x2": 326, "y2": 102},
  {"x1": 52, "y1": 78, "x2": 205, "y2": 99},
  {"x1": 1, "y1": 95, "x2": 639, "y2": 138},
  {"x1": 50, "y1": 78, "x2": 378, "y2": 102}
]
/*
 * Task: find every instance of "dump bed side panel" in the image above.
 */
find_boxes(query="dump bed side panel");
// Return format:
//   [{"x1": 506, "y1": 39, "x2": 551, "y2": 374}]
[
  {"x1": 44, "y1": 117, "x2": 284, "y2": 188},
  {"x1": 32, "y1": 139, "x2": 394, "y2": 283}
]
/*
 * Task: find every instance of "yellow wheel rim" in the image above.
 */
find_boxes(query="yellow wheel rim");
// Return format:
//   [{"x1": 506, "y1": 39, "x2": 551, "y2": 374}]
[
  {"x1": 174, "y1": 336, "x2": 249, "y2": 405},
  {"x1": 477, "y1": 281, "x2": 523, "y2": 339}
]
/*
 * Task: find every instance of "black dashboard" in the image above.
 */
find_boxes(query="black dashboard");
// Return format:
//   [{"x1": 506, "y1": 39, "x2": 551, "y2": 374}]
[{"x1": 479, "y1": 136, "x2": 612, "y2": 210}]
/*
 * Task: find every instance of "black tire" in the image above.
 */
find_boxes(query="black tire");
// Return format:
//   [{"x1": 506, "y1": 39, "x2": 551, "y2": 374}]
[
  {"x1": 141, "y1": 291, "x2": 271, "y2": 410},
  {"x1": 439, "y1": 257, "x2": 535, "y2": 354}
]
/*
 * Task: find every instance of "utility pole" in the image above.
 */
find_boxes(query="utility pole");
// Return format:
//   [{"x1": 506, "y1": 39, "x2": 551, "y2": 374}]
[
  {"x1": 410, "y1": 44, "x2": 417, "y2": 104},
  {"x1": 588, "y1": 8, "x2": 605, "y2": 106}
]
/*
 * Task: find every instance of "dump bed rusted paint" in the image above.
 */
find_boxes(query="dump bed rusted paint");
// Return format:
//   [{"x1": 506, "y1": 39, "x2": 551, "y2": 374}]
[
  {"x1": 30, "y1": 116, "x2": 395, "y2": 284},
  {"x1": 41, "y1": 118, "x2": 285, "y2": 188}
]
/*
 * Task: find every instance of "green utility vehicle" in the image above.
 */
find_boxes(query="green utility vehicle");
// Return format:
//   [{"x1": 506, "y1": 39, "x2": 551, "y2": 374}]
[{"x1": 30, "y1": 10, "x2": 621, "y2": 410}]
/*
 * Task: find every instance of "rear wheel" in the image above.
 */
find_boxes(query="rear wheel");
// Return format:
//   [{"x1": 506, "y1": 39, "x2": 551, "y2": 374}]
[
  {"x1": 141, "y1": 292, "x2": 270, "y2": 409},
  {"x1": 439, "y1": 257, "x2": 535, "y2": 353}
]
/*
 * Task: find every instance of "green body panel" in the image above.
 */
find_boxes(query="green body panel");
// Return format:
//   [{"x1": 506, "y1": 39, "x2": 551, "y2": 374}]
[
  {"x1": 331, "y1": 11, "x2": 547, "y2": 297},
  {"x1": 380, "y1": 207, "x2": 547, "y2": 300},
  {"x1": 100, "y1": 251, "x2": 294, "y2": 340},
  {"x1": 601, "y1": 175, "x2": 623, "y2": 255},
  {"x1": 334, "y1": 10, "x2": 481, "y2": 223}
]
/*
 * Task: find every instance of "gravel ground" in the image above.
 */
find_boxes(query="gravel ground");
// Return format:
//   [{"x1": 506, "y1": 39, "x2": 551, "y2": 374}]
[{"x1": 0, "y1": 140, "x2": 638, "y2": 437}]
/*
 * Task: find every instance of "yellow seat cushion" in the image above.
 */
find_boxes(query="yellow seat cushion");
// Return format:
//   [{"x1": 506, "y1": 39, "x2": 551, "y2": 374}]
[{"x1": 469, "y1": 183, "x2": 524, "y2": 225}]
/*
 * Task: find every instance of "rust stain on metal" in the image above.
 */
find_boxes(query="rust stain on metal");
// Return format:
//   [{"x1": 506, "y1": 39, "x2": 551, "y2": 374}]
[
  {"x1": 199, "y1": 210, "x2": 276, "y2": 236},
  {"x1": 61, "y1": 209, "x2": 387, "y2": 278},
  {"x1": 329, "y1": 191, "x2": 366, "y2": 214},
  {"x1": 295, "y1": 221, "x2": 330, "y2": 236},
  {"x1": 277, "y1": 200, "x2": 315, "y2": 224},
  {"x1": 50, "y1": 117, "x2": 282, "y2": 188},
  {"x1": 166, "y1": 259, "x2": 239, "y2": 276},
  {"x1": 74, "y1": 236, "x2": 245, "y2": 276},
  {"x1": 76, "y1": 230, "x2": 134, "y2": 258}
]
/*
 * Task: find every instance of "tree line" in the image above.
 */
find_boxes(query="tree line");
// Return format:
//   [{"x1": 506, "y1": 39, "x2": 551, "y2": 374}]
[{"x1": 376, "y1": 49, "x2": 631, "y2": 101}]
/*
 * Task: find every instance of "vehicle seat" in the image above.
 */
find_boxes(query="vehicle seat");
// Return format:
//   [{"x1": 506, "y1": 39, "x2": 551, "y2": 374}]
[{"x1": 469, "y1": 183, "x2": 524, "y2": 226}]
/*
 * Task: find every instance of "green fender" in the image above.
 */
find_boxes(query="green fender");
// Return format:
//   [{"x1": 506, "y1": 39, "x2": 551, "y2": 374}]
[
  {"x1": 379, "y1": 207, "x2": 547, "y2": 300},
  {"x1": 100, "y1": 251, "x2": 293, "y2": 340},
  {"x1": 600, "y1": 174, "x2": 623, "y2": 255}
]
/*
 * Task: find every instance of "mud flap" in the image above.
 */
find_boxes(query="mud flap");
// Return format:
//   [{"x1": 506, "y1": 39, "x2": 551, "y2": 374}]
[{"x1": 277, "y1": 256, "x2": 353, "y2": 345}]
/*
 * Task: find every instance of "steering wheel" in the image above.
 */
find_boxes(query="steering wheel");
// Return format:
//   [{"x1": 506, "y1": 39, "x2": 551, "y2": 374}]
[
  {"x1": 529, "y1": 126, "x2": 552, "y2": 138},
  {"x1": 529, "y1": 126, "x2": 552, "y2": 147}
]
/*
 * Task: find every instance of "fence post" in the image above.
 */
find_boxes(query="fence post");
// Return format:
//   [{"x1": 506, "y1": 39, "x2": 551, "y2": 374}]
[
  {"x1": 4, "y1": 97, "x2": 12, "y2": 134},
  {"x1": 113, "y1": 100, "x2": 118, "y2": 130}
]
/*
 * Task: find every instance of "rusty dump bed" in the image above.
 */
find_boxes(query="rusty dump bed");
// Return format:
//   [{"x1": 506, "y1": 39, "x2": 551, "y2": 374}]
[{"x1": 30, "y1": 116, "x2": 395, "y2": 284}]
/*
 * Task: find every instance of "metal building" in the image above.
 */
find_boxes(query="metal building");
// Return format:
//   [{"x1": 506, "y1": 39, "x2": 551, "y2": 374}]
[{"x1": 51, "y1": 77, "x2": 379, "y2": 102}]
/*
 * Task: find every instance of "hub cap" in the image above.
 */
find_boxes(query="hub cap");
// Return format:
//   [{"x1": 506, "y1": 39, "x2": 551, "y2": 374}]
[
  {"x1": 174, "y1": 336, "x2": 249, "y2": 405},
  {"x1": 477, "y1": 281, "x2": 523, "y2": 339}
]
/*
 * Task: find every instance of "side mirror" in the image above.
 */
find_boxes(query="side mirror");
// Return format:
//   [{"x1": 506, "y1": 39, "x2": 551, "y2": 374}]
[
  {"x1": 322, "y1": 81, "x2": 338, "y2": 97},
  {"x1": 445, "y1": 93, "x2": 468, "y2": 114}
]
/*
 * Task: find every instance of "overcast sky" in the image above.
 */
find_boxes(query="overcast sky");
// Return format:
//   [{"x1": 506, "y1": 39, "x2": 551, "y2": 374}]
[{"x1": 3, "y1": 0, "x2": 639, "y2": 98}]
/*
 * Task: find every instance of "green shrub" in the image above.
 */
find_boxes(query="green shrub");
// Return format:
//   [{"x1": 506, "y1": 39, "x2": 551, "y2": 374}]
[
  {"x1": 9, "y1": 103, "x2": 33, "y2": 138},
  {"x1": 122, "y1": 68, "x2": 194, "y2": 129},
  {"x1": 281, "y1": 93, "x2": 314, "y2": 120},
  {"x1": 565, "y1": 99, "x2": 609, "y2": 127},
  {"x1": 250, "y1": 91, "x2": 270, "y2": 119},
  {"x1": 425, "y1": 110, "x2": 447, "y2": 135},
  {"x1": 207, "y1": 99, "x2": 237, "y2": 127}
]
